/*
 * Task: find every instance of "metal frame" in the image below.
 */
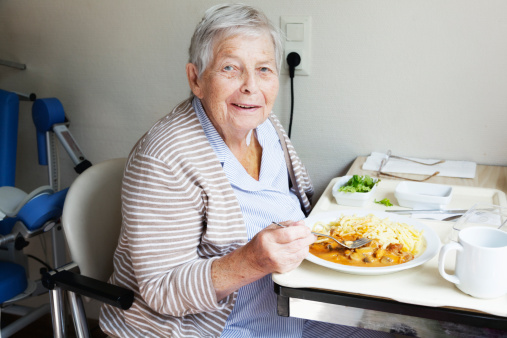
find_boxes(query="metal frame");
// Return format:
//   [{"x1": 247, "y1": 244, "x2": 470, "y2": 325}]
[
  {"x1": 275, "y1": 283, "x2": 507, "y2": 336},
  {"x1": 43, "y1": 262, "x2": 133, "y2": 338},
  {"x1": 49, "y1": 287, "x2": 90, "y2": 338}
]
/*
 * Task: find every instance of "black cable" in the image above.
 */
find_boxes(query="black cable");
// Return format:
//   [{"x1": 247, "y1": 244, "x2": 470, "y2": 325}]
[
  {"x1": 27, "y1": 254, "x2": 52, "y2": 270},
  {"x1": 286, "y1": 52, "x2": 301, "y2": 138},
  {"x1": 288, "y1": 76, "x2": 295, "y2": 138}
]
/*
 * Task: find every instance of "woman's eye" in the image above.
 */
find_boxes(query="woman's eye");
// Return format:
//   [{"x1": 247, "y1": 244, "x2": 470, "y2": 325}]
[
  {"x1": 260, "y1": 67, "x2": 270, "y2": 73},
  {"x1": 223, "y1": 65, "x2": 234, "y2": 71}
]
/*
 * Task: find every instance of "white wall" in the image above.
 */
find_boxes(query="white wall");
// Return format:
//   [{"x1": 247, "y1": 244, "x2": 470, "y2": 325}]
[
  {"x1": 2, "y1": 0, "x2": 507, "y2": 196},
  {"x1": 2, "y1": 0, "x2": 507, "y2": 319}
]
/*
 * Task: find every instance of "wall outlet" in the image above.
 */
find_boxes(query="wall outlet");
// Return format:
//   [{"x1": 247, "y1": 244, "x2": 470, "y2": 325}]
[{"x1": 280, "y1": 16, "x2": 311, "y2": 76}]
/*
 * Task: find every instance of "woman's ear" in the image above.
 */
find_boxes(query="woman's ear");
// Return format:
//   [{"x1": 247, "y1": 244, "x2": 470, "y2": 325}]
[{"x1": 186, "y1": 63, "x2": 203, "y2": 98}]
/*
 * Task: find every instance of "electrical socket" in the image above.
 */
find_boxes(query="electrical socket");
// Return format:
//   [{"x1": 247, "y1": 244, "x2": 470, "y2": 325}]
[{"x1": 280, "y1": 16, "x2": 311, "y2": 76}]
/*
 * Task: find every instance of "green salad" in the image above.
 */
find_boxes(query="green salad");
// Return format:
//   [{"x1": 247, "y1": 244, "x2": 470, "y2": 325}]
[{"x1": 338, "y1": 175, "x2": 379, "y2": 193}]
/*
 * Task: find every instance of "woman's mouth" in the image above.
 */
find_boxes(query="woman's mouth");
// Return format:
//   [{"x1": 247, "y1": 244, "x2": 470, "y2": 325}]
[{"x1": 232, "y1": 103, "x2": 260, "y2": 109}]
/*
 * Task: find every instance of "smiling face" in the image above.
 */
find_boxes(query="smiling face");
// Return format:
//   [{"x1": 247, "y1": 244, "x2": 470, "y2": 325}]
[{"x1": 187, "y1": 32, "x2": 279, "y2": 143}]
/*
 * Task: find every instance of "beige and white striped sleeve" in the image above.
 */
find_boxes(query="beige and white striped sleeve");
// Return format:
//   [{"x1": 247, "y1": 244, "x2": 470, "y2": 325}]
[{"x1": 121, "y1": 153, "x2": 233, "y2": 316}]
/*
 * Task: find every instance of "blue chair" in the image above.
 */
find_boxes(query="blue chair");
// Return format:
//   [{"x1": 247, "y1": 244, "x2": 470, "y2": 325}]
[{"x1": 0, "y1": 90, "x2": 89, "y2": 337}]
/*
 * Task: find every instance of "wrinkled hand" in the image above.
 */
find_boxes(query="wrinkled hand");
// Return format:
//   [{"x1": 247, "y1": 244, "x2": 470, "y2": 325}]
[
  {"x1": 242, "y1": 220, "x2": 316, "y2": 275},
  {"x1": 212, "y1": 220, "x2": 316, "y2": 301}
]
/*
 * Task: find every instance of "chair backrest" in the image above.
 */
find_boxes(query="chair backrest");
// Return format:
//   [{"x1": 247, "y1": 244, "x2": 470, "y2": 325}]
[{"x1": 61, "y1": 158, "x2": 127, "y2": 282}]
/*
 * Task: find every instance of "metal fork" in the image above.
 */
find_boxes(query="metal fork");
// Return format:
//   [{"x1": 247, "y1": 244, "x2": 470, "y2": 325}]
[
  {"x1": 386, "y1": 150, "x2": 445, "y2": 166},
  {"x1": 272, "y1": 222, "x2": 372, "y2": 249}
]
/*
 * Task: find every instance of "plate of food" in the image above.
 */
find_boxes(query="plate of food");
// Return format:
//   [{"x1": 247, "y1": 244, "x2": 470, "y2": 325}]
[{"x1": 305, "y1": 209, "x2": 441, "y2": 275}]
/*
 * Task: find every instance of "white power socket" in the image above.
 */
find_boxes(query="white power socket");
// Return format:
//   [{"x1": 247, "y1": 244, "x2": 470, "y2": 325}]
[{"x1": 280, "y1": 16, "x2": 311, "y2": 76}]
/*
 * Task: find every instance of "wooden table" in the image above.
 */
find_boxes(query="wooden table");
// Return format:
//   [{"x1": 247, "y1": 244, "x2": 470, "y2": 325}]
[{"x1": 273, "y1": 158, "x2": 507, "y2": 336}]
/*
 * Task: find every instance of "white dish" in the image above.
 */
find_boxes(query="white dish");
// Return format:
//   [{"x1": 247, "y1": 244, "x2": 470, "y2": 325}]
[
  {"x1": 332, "y1": 175, "x2": 378, "y2": 207},
  {"x1": 304, "y1": 210, "x2": 441, "y2": 275},
  {"x1": 395, "y1": 181, "x2": 452, "y2": 209}
]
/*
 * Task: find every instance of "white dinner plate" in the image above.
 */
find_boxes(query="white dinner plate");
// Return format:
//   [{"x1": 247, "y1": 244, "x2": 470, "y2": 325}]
[{"x1": 304, "y1": 209, "x2": 441, "y2": 275}]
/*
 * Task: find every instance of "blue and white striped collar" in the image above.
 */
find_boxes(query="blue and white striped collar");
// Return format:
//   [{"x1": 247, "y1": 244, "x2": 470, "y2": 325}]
[
  {"x1": 192, "y1": 97, "x2": 229, "y2": 165},
  {"x1": 192, "y1": 97, "x2": 285, "y2": 191}
]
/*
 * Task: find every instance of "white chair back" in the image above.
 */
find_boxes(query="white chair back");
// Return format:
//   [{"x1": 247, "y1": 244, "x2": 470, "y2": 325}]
[{"x1": 62, "y1": 158, "x2": 126, "y2": 282}]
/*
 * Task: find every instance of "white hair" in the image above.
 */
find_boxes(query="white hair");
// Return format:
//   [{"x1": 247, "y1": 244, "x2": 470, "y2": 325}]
[{"x1": 188, "y1": 3, "x2": 284, "y2": 77}]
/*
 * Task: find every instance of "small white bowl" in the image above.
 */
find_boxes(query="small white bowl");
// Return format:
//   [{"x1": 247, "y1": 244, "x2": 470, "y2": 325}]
[
  {"x1": 395, "y1": 181, "x2": 452, "y2": 209},
  {"x1": 332, "y1": 175, "x2": 378, "y2": 207}
]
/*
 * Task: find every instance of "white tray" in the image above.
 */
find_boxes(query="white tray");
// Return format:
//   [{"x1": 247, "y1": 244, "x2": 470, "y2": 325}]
[{"x1": 272, "y1": 179, "x2": 507, "y2": 317}]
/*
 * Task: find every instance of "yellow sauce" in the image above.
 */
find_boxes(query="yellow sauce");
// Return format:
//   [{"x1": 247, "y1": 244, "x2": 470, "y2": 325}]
[{"x1": 309, "y1": 240, "x2": 415, "y2": 267}]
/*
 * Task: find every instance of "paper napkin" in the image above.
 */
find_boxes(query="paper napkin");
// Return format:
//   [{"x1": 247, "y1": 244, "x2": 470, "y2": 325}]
[{"x1": 363, "y1": 152, "x2": 476, "y2": 179}]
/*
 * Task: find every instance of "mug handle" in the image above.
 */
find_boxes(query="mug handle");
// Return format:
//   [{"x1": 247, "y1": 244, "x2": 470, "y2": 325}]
[{"x1": 438, "y1": 241, "x2": 463, "y2": 285}]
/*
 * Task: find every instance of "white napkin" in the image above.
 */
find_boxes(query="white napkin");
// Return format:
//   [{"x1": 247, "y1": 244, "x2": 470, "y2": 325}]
[{"x1": 363, "y1": 152, "x2": 476, "y2": 179}]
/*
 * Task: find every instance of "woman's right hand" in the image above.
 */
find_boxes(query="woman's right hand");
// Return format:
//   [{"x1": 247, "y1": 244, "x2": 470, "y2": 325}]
[
  {"x1": 211, "y1": 220, "x2": 315, "y2": 301},
  {"x1": 243, "y1": 220, "x2": 315, "y2": 275}
]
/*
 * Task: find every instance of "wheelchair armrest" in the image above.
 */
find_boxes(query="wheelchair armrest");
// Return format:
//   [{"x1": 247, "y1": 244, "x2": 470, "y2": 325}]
[{"x1": 42, "y1": 269, "x2": 134, "y2": 310}]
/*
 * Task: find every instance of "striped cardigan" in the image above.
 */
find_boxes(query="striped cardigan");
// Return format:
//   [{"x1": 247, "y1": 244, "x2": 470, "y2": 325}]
[{"x1": 99, "y1": 99, "x2": 313, "y2": 337}]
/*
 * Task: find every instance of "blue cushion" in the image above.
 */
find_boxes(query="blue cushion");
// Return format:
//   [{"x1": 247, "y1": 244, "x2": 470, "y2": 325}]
[
  {"x1": 0, "y1": 261, "x2": 28, "y2": 303},
  {"x1": 17, "y1": 188, "x2": 68, "y2": 231}
]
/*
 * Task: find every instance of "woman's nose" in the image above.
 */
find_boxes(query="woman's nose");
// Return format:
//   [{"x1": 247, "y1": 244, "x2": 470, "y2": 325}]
[{"x1": 240, "y1": 70, "x2": 259, "y2": 94}]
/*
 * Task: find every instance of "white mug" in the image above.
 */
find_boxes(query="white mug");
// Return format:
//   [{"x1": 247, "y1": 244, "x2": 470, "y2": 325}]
[{"x1": 438, "y1": 226, "x2": 507, "y2": 299}]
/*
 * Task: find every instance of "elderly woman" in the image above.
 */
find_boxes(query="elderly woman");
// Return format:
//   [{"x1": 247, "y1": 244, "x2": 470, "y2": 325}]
[{"x1": 100, "y1": 4, "x2": 393, "y2": 338}]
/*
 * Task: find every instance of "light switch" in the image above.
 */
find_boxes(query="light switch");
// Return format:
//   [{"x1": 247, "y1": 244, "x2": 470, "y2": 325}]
[
  {"x1": 280, "y1": 16, "x2": 311, "y2": 76},
  {"x1": 286, "y1": 23, "x2": 304, "y2": 42}
]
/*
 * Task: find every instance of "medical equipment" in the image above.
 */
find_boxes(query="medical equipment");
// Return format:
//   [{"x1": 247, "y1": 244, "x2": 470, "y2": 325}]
[{"x1": 1, "y1": 90, "x2": 91, "y2": 337}]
